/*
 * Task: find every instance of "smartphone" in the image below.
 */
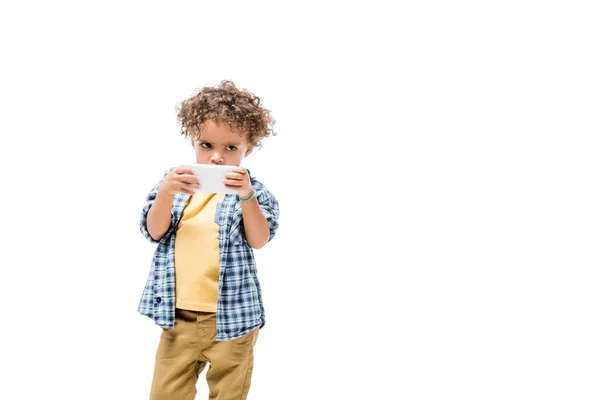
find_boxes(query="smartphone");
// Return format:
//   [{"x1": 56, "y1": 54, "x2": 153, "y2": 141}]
[{"x1": 179, "y1": 164, "x2": 238, "y2": 194}]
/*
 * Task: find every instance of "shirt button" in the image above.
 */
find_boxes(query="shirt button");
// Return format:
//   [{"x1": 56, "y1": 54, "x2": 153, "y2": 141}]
[{"x1": 156, "y1": 297, "x2": 161, "y2": 303}]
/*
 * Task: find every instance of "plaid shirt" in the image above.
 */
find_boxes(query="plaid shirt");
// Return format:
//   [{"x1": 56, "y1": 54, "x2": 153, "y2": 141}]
[{"x1": 137, "y1": 167, "x2": 279, "y2": 341}]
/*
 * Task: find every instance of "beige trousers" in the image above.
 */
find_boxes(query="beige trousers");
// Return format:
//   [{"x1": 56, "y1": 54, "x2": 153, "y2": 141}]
[{"x1": 150, "y1": 308, "x2": 260, "y2": 400}]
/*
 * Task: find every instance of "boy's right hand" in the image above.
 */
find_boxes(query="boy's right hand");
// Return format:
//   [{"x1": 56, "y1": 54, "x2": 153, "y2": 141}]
[{"x1": 158, "y1": 167, "x2": 200, "y2": 196}]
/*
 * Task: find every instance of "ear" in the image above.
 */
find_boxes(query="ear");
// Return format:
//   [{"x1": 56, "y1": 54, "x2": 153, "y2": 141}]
[
  {"x1": 244, "y1": 145, "x2": 254, "y2": 157},
  {"x1": 191, "y1": 138, "x2": 195, "y2": 148}
]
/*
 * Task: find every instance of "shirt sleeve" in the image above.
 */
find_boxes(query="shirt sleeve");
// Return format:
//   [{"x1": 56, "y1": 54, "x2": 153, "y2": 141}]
[
  {"x1": 139, "y1": 168, "x2": 176, "y2": 244},
  {"x1": 255, "y1": 184, "x2": 280, "y2": 243}
]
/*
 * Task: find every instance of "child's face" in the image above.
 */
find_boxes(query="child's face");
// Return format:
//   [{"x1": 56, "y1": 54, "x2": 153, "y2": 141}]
[{"x1": 191, "y1": 119, "x2": 254, "y2": 166}]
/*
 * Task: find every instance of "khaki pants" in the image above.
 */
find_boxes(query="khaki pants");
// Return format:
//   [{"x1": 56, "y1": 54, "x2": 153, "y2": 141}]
[{"x1": 150, "y1": 308, "x2": 260, "y2": 400}]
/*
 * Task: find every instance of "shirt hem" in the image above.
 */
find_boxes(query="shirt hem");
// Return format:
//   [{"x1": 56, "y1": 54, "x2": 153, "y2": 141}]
[{"x1": 175, "y1": 301, "x2": 217, "y2": 313}]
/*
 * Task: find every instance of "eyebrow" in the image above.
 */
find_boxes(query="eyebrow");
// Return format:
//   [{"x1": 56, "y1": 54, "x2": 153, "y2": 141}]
[{"x1": 198, "y1": 139, "x2": 242, "y2": 146}]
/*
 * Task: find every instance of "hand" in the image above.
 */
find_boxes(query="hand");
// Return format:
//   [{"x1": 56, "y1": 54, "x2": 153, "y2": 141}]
[
  {"x1": 158, "y1": 167, "x2": 200, "y2": 196},
  {"x1": 224, "y1": 167, "x2": 253, "y2": 199}
]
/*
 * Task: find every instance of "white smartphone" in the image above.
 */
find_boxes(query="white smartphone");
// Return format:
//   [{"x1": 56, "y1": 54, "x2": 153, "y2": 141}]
[{"x1": 179, "y1": 164, "x2": 238, "y2": 194}]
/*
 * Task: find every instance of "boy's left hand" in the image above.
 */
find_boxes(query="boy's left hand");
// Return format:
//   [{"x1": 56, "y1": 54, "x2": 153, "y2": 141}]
[{"x1": 224, "y1": 167, "x2": 253, "y2": 199}]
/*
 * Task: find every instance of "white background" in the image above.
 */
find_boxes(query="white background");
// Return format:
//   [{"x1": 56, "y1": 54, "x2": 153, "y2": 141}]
[{"x1": 1, "y1": 1, "x2": 599, "y2": 399}]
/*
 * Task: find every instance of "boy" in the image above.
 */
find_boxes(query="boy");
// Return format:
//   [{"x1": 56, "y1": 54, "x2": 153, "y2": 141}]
[{"x1": 137, "y1": 80, "x2": 279, "y2": 400}]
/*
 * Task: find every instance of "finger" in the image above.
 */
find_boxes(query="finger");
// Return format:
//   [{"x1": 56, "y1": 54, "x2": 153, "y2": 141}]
[
  {"x1": 225, "y1": 172, "x2": 244, "y2": 180},
  {"x1": 182, "y1": 181, "x2": 200, "y2": 192},
  {"x1": 177, "y1": 174, "x2": 200, "y2": 183},
  {"x1": 176, "y1": 181, "x2": 199, "y2": 192},
  {"x1": 184, "y1": 183, "x2": 201, "y2": 190},
  {"x1": 179, "y1": 179, "x2": 200, "y2": 187},
  {"x1": 223, "y1": 179, "x2": 243, "y2": 187},
  {"x1": 224, "y1": 182, "x2": 243, "y2": 187},
  {"x1": 179, "y1": 187, "x2": 196, "y2": 195},
  {"x1": 175, "y1": 167, "x2": 193, "y2": 175},
  {"x1": 231, "y1": 167, "x2": 247, "y2": 174}
]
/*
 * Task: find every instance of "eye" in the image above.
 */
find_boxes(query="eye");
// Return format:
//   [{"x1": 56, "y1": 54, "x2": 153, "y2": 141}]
[
  {"x1": 226, "y1": 145, "x2": 237, "y2": 151},
  {"x1": 200, "y1": 142, "x2": 211, "y2": 149}
]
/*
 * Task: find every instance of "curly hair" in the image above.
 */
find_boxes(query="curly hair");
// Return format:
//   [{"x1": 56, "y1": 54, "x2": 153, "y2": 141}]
[{"x1": 176, "y1": 80, "x2": 276, "y2": 148}]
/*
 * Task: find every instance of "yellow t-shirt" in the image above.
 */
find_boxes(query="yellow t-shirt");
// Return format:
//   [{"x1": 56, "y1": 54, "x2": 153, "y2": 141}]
[{"x1": 174, "y1": 192, "x2": 225, "y2": 312}]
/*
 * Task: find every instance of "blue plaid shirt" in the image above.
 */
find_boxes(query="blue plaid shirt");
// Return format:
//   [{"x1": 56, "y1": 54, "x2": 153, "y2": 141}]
[{"x1": 138, "y1": 167, "x2": 279, "y2": 341}]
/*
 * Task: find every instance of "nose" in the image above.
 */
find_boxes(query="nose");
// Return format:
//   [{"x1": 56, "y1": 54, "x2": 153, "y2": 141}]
[{"x1": 210, "y1": 151, "x2": 223, "y2": 164}]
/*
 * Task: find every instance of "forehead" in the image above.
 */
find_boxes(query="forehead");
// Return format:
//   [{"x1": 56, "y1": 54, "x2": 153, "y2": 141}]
[{"x1": 198, "y1": 120, "x2": 247, "y2": 144}]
